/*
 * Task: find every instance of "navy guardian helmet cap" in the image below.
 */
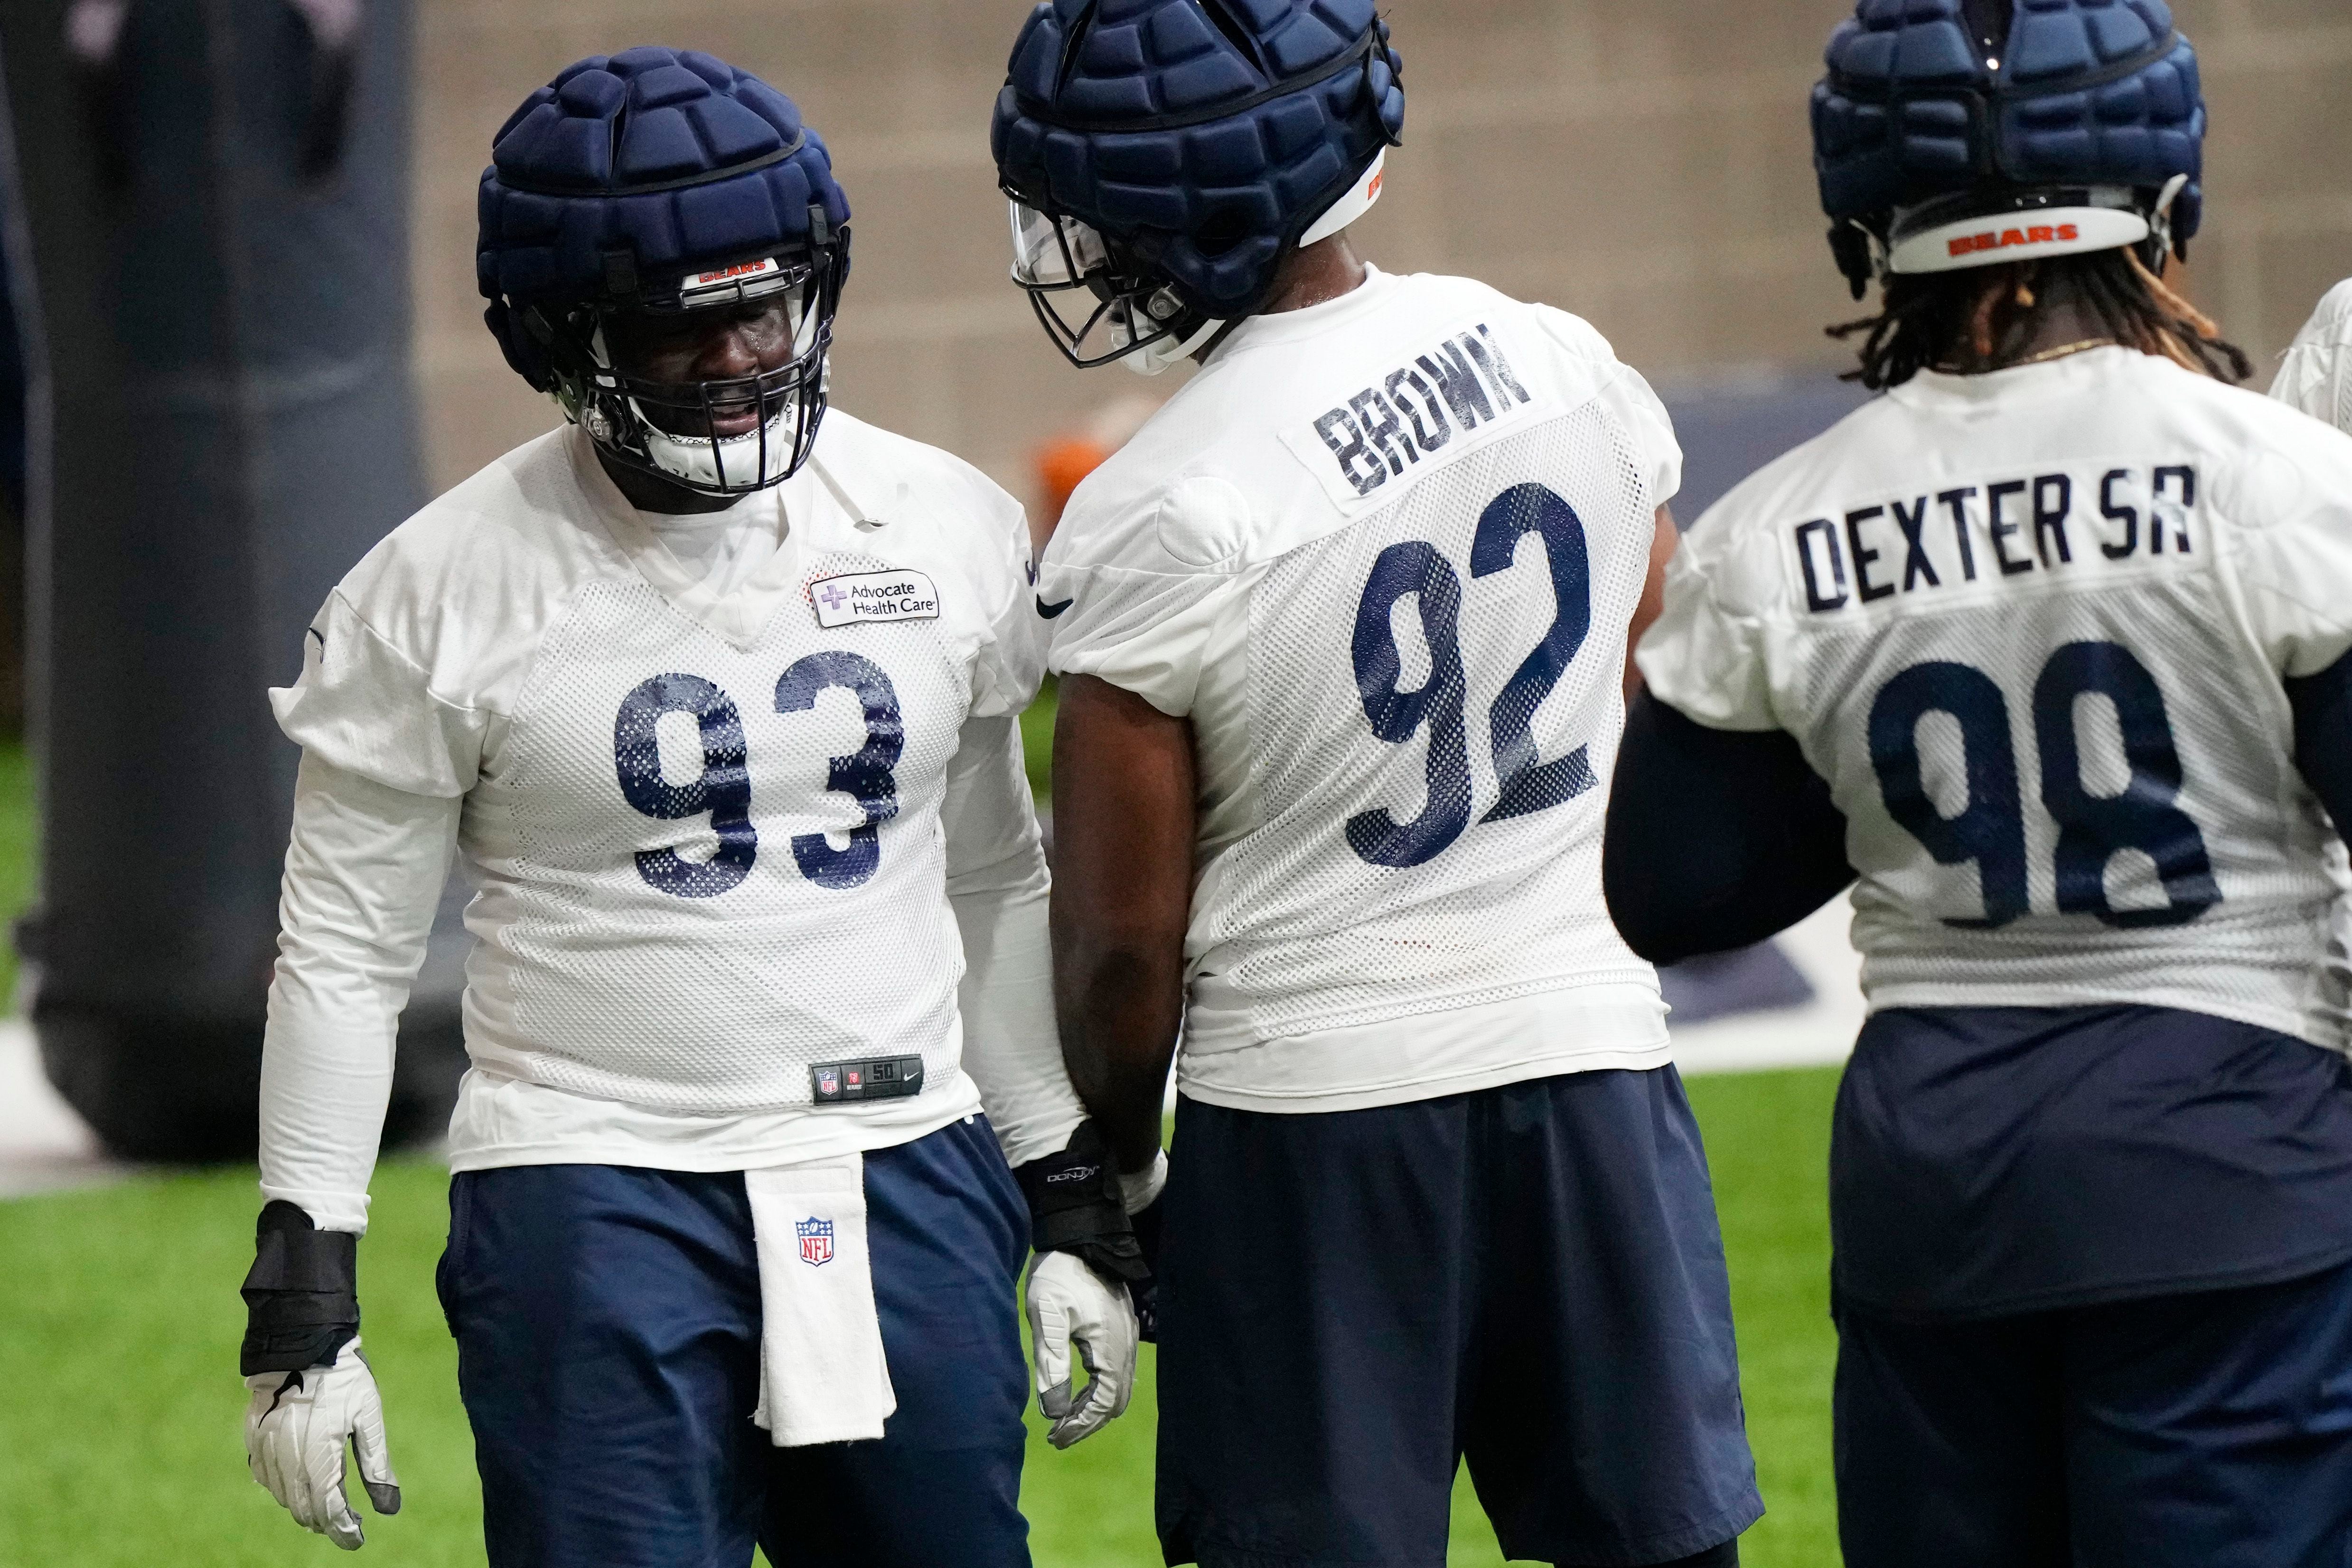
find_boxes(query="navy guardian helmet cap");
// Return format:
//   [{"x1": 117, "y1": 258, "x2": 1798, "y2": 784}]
[
  {"x1": 992, "y1": 0, "x2": 1406, "y2": 373},
  {"x1": 478, "y1": 48, "x2": 853, "y2": 494},
  {"x1": 1813, "y1": 0, "x2": 2204, "y2": 298}
]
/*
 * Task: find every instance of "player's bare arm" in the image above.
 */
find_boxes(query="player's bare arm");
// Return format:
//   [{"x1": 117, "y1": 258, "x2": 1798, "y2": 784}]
[
  {"x1": 1048, "y1": 674, "x2": 1196, "y2": 1178},
  {"x1": 1003, "y1": 6, "x2": 1756, "y2": 1559},
  {"x1": 1626, "y1": 504, "x2": 1678, "y2": 700}
]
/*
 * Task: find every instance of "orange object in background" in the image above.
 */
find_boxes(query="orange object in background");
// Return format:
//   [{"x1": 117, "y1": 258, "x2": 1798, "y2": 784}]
[
  {"x1": 1036, "y1": 435, "x2": 1113, "y2": 535},
  {"x1": 1029, "y1": 394, "x2": 1166, "y2": 554}
]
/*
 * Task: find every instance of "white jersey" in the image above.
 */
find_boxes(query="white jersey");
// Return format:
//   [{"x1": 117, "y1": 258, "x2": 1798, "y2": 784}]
[
  {"x1": 2270, "y1": 278, "x2": 2352, "y2": 1033},
  {"x1": 1641, "y1": 347, "x2": 2352, "y2": 1048},
  {"x1": 2273, "y1": 279, "x2": 2352, "y2": 433},
  {"x1": 1041, "y1": 267, "x2": 1678, "y2": 1113},
  {"x1": 273, "y1": 415, "x2": 1047, "y2": 1142}
]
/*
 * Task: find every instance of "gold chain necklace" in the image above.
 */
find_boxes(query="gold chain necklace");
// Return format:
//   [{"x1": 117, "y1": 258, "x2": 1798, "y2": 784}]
[
  {"x1": 2008, "y1": 337, "x2": 2117, "y2": 367},
  {"x1": 1936, "y1": 338, "x2": 2117, "y2": 374}
]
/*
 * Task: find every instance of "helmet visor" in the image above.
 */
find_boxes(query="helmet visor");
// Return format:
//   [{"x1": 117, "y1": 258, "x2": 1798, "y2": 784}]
[
  {"x1": 1006, "y1": 198, "x2": 1208, "y2": 370},
  {"x1": 1009, "y1": 199, "x2": 1110, "y2": 290}
]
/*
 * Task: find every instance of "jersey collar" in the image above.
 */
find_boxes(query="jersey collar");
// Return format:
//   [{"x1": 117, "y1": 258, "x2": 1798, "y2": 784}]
[
  {"x1": 1201, "y1": 264, "x2": 1406, "y2": 370},
  {"x1": 565, "y1": 424, "x2": 812, "y2": 649},
  {"x1": 1889, "y1": 345, "x2": 2155, "y2": 413}
]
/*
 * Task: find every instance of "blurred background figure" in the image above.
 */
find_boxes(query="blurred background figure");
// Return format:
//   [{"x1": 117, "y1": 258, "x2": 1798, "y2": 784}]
[
  {"x1": 1, "y1": 0, "x2": 461, "y2": 1161},
  {"x1": 2274, "y1": 276, "x2": 2352, "y2": 430}
]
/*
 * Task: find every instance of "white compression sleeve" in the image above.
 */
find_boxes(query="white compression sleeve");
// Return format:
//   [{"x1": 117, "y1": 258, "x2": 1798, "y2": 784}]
[
  {"x1": 944, "y1": 714, "x2": 1085, "y2": 1168},
  {"x1": 258, "y1": 752, "x2": 460, "y2": 1234}
]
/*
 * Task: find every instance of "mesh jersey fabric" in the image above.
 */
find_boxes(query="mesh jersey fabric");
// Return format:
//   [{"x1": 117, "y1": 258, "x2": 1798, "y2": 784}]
[
  {"x1": 1640, "y1": 347, "x2": 2352, "y2": 1048},
  {"x1": 258, "y1": 719, "x2": 1062, "y2": 1234},
  {"x1": 272, "y1": 414, "x2": 1044, "y2": 1120},
  {"x1": 1039, "y1": 269, "x2": 1678, "y2": 1106}
]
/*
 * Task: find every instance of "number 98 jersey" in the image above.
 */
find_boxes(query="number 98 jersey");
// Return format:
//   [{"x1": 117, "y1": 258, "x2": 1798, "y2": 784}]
[
  {"x1": 1641, "y1": 347, "x2": 2352, "y2": 1049},
  {"x1": 271, "y1": 413, "x2": 1041, "y2": 1117},
  {"x1": 1041, "y1": 270, "x2": 1679, "y2": 1111}
]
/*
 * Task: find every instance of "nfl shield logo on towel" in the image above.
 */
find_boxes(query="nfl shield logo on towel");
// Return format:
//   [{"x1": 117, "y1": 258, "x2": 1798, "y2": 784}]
[{"x1": 796, "y1": 1217, "x2": 834, "y2": 1267}]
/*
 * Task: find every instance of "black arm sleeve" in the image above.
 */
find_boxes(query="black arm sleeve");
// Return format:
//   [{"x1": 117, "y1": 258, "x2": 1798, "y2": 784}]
[
  {"x1": 2286, "y1": 646, "x2": 2352, "y2": 833},
  {"x1": 1013, "y1": 1120, "x2": 1145, "y2": 1284},
  {"x1": 239, "y1": 1200, "x2": 360, "y2": 1376},
  {"x1": 1604, "y1": 692, "x2": 1855, "y2": 965}
]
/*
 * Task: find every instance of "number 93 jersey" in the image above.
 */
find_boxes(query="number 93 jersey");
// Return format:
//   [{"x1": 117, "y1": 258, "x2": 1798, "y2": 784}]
[
  {"x1": 1641, "y1": 347, "x2": 2352, "y2": 1049},
  {"x1": 271, "y1": 413, "x2": 1041, "y2": 1116},
  {"x1": 1041, "y1": 269, "x2": 1679, "y2": 1109}
]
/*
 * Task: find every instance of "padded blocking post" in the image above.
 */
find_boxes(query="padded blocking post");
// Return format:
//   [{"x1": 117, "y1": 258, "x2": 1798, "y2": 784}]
[{"x1": 0, "y1": 0, "x2": 460, "y2": 1159}]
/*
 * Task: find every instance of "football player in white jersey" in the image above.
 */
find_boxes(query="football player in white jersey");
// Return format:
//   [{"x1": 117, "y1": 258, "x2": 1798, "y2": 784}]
[
  {"x1": 2275, "y1": 278, "x2": 2352, "y2": 434},
  {"x1": 234, "y1": 50, "x2": 1144, "y2": 1566},
  {"x1": 1613, "y1": 2, "x2": 2352, "y2": 1563},
  {"x1": 2272, "y1": 279, "x2": 2352, "y2": 1024},
  {"x1": 991, "y1": 4, "x2": 1761, "y2": 1565}
]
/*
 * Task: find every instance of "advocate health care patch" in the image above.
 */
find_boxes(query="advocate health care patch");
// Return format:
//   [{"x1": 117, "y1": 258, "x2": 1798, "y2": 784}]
[{"x1": 810, "y1": 569, "x2": 942, "y2": 628}]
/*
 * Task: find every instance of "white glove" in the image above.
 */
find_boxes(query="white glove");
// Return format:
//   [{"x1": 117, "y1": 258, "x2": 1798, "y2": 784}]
[
  {"x1": 244, "y1": 1337, "x2": 401, "y2": 1550},
  {"x1": 1025, "y1": 1250, "x2": 1139, "y2": 1449},
  {"x1": 1120, "y1": 1149, "x2": 1169, "y2": 1214}
]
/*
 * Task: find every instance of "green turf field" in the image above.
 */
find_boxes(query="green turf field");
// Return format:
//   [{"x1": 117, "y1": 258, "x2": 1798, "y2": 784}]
[
  {"x1": 0, "y1": 1069, "x2": 1840, "y2": 1567},
  {"x1": 0, "y1": 716, "x2": 1846, "y2": 1564}
]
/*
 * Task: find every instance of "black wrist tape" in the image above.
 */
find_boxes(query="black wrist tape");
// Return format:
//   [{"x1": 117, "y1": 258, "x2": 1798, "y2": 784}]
[
  {"x1": 1015, "y1": 1121, "x2": 1148, "y2": 1284},
  {"x1": 240, "y1": 1200, "x2": 360, "y2": 1377}
]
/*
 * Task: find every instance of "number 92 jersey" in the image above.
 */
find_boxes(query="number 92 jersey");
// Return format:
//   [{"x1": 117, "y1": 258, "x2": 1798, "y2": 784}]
[
  {"x1": 271, "y1": 413, "x2": 1041, "y2": 1116},
  {"x1": 1640, "y1": 347, "x2": 2352, "y2": 1049},
  {"x1": 1041, "y1": 269, "x2": 1678, "y2": 1108}
]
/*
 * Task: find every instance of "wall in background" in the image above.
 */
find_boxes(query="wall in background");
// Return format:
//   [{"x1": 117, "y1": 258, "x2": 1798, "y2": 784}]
[{"x1": 411, "y1": 0, "x2": 2352, "y2": 504}]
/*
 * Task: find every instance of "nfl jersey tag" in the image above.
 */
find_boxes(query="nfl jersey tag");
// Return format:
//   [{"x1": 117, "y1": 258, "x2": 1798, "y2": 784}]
[
  {"x1": 810, "y1": 570, "x2": 941, "y2": 628},
  {"x1": 811, "y1": 1055, "x2": 926, "y2": 1104}
]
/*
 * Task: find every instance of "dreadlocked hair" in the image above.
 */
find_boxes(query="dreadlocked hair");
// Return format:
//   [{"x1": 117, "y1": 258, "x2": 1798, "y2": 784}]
[{"x1": 1828, "y1": 248, "x2": 2253, "y2": 391}]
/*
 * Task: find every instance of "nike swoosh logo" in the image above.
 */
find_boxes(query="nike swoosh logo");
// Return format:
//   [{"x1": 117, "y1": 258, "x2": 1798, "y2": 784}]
[{"x1": 1035, "y1": 596, "x2": 1075, "y2": 620}]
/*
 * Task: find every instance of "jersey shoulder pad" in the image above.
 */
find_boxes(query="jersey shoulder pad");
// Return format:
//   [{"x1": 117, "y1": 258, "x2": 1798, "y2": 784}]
[
  {"x1": 809, "y1": 410, "x2": 1041, "y2": 716},
  {"x1": 1524, "y1": 299, "x2": 1618, "y2": 366},
  {"x1": 326, "y1": 429, "x2": 603, "y2": 714},
  {"x1": 338, "y1": 430, "x2": 569, "y2": 619},
  {"x1": 1036, "y1": 424, "x2": 1254, "y2": 717},
  {"x1": 2179, "y1": 372, "x2": 2352, "y2": 525},
  {"x1": 1051, "y1": 460, "x2": 1255, "y2": 582}
]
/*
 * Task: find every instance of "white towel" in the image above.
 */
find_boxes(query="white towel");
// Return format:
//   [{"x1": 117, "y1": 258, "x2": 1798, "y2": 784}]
[{"x1": 745, "y1": 1154, "x2": 897, "y2": 1446}]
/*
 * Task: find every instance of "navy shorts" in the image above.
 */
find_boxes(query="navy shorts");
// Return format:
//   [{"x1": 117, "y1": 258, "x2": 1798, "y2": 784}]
[
  {"x1": 1156, "y1": 1069, "x2": 1762, "y2": 1568},
  {"x1": 1835, "y1": 1261, "x2": 2352, "y2": 1568},
  {"x1": 434, "y1": 1116, "x2": 1032, "y2": 1568}
]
